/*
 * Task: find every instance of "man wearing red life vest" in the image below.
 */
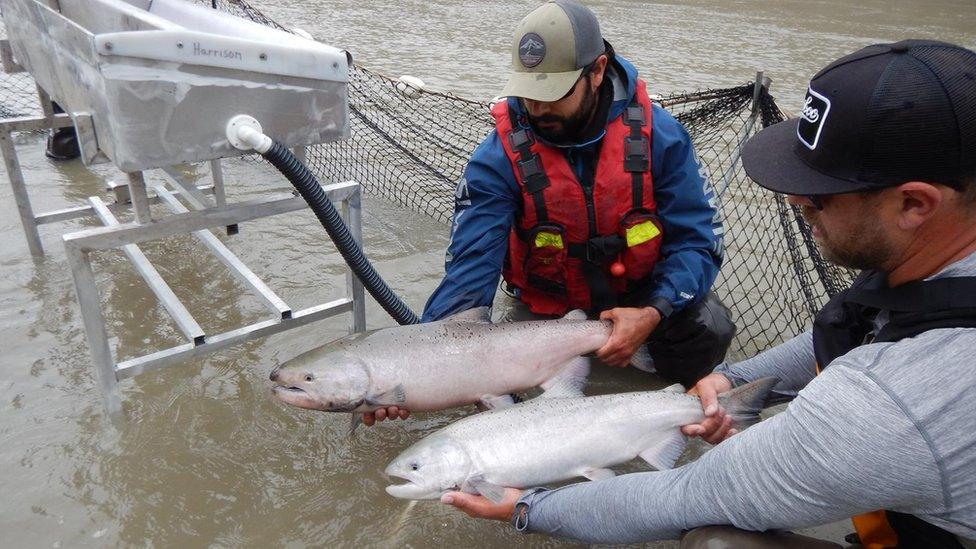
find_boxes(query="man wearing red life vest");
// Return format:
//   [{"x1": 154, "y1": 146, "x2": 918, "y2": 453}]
[{"x1": 422, "y1": 1, "x2": 733, "y2": 386}]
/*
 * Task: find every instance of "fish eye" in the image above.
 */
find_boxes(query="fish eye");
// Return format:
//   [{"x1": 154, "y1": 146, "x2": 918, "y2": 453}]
[
  {"x1": 410, "y1": 463, "x2": 419, "y2": 471},
  {"x1": 305, "y1": 374, "x2": 314, "y2": 382}
]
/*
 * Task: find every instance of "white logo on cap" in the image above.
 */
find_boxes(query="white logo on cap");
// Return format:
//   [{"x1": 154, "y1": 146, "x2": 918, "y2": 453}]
[
  {"x1": 797, "y1": 87, "x2": 831, "y2": 150},
  {"x1": 801, "y1": 97, "x2": 821, "y2": 122},
  {"x1": 518, "y1": 33, "x2": 546, "y2": 68}
]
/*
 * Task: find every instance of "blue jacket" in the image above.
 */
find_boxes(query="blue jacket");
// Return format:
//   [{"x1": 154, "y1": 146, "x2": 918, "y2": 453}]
[{"x1": 422, "y1": 56, "x2": 723, "y2": 322}]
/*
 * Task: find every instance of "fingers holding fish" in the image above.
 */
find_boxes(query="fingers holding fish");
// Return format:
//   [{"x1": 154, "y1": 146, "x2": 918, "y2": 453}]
[
  {"x1": 364, "y1": 406, "x2": 411, "y2": 426},
  {"x1": 681, "y1": 373, "x2": 734, "y2": 442},
  {"x1": 595, "y1": 307, "x2": 661, "y2": 367}
]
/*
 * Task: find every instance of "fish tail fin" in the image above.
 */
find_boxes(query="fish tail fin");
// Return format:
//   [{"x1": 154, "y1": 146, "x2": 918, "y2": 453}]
[{"x1": 716, "y1": 377, "x2": 778, "y2": 429}]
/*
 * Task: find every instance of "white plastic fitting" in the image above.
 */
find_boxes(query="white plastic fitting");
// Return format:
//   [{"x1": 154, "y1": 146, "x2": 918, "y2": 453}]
[{"x1": 226, "y1": 114, "x2": 272, "y2": 153}]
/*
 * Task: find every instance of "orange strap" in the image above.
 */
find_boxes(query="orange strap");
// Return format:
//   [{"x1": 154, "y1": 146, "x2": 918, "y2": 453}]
[{"x1": 852, "y1": 510, "x2": 898, "y2": 549}]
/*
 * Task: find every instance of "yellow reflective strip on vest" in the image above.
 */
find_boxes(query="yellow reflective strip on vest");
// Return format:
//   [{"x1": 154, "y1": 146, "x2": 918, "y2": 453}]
[
  {"x1": 625, "y1": 221, "x2": 661, "y2": 247},
  {"x1": 534, "y1": 232, "x2": 564, "y2": 249}
]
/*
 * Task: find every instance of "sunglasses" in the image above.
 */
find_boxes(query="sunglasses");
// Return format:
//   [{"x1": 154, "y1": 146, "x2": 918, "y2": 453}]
[{"x1": 554, "y1": 60, "x2": 599, "y2": 102}]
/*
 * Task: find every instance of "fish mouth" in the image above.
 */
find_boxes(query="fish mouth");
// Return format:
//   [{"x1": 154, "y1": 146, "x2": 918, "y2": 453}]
[
  {"x1": 271, "y1": 385, "x2": 324, "y2": 410},
  {"x1": 383, "y1": 468, "x2": 443, "y2": 500},
  {"x1": 385, "y1": 476, "x2": 440, "y2": 500},
  {"x1": 271, "y1": 385, "x2": 365, "y2": 413}
]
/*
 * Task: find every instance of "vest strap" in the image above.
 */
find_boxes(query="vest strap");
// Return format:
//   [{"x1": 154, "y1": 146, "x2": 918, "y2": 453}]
[
  {"x1": 507, "y1": 110, "x2": 550, "y2": 223},
  {"x1": 623, "y1": 100, "x2": 649, "y2": 210},
  {"x1": 847, "y1": 275, "x2": 976, "y2": 311}
]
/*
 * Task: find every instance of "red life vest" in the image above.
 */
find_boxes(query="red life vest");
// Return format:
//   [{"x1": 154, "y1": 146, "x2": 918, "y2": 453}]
[{"x1": 492, "y1": 77, "x2": 663, "y2": 315}]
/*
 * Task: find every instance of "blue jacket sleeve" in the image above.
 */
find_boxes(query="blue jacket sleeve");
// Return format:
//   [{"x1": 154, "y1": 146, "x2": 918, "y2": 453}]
[
  {"x1": 421, "y1": 131, "x2": 519, "y2": 322},
  {"x1": 647, "y1": 104, "x2": 724, "y2": 316}
]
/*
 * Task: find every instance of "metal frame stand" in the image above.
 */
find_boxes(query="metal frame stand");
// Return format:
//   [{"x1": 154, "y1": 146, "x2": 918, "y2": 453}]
[{"x1": 64, "y1": 174, "x2": 367, "y2": 414}]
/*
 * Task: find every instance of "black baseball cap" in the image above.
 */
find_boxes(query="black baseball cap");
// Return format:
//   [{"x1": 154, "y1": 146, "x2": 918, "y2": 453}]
[{"x1": 742, "y1": 39, "x2": 976, "y2": 196}]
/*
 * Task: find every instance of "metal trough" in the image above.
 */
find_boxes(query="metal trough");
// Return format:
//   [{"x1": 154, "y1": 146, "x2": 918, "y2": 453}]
[
  {"x1": 1, "y1": 0, "x2": 350, "y2": 170},
  {"x1": 0, "y1": 0, "x2": 368, "y2": 415}
]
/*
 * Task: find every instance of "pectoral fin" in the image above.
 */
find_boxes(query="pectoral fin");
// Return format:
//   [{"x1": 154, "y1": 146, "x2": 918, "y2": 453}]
[
  {"x1": 478, "y1": 394, "x2": 516, "y2": 411},
  {"x1": 464, "y1": 474, "x2": 506, "y2": 504},
  {"x1": 366, "y1": 384, "x2": 407, "y2": 407},
  {"x1": 348, "y1": 413, "x2": 363, "y2": 437},
  {"x1": 629, "y1": 344, "x2": 655, "y2": 372},
  {"x1": 581, "y1": 467, "x2": 615, "y2": 481},
  {"x1": 539, "y1": 356, "x2": 589, "y2": 399},
  {"x1": 638, "y1": 431, "x2": 687, "y2": 471}
]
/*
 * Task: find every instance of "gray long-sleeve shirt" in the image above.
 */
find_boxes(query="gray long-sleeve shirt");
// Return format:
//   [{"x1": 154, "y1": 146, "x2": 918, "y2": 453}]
[{"x1": 513, "y1": 251, "x2": 976, "y2": 543}]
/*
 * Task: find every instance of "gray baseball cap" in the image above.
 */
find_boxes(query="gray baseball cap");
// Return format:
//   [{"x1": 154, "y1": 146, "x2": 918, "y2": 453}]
[{"x1": 500, "y1": 0, "x2": 606, "y2": 102}]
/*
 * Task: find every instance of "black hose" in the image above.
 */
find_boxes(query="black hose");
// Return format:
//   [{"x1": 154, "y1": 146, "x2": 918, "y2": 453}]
[{"x1": 261, "y1": 141, "x2": 420, "y2": 325}]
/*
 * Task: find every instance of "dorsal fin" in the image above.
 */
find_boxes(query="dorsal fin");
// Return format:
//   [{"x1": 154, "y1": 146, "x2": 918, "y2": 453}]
[{"x1": 444, "y1": 306, "x2": 491, "y2": 323}]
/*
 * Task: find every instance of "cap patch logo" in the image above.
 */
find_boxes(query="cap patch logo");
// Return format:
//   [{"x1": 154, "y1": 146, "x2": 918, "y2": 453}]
[
  {"x1": 797, "y1": 87, "x2": 831, "y2": 150},
  {"x1": 518, "y1": 33, "x2": 546, "y2": 68}
]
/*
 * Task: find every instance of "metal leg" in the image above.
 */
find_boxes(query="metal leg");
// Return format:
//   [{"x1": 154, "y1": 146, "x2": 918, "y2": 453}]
[
  {"x1": 209, "y1": 159, "x2": 227, "y2": 207},
  {"x1": 343, "y1": 186, "x2": 367, "y2": 333},
  {"x1": 126, "y1": 171, "x2": 152, "y2": 224},
  {"x1": 210, "y1": 159, "x2": 238, "y2": 235},
  {"x1": 64, "y1": 242, "x2": 122, "y2": 415},
  {"x1": 36, "y1": 85, "x2": 55, "y2": 123},
  {"x1": 0, "y1": 129, "x2": 44, "y2": 256}
]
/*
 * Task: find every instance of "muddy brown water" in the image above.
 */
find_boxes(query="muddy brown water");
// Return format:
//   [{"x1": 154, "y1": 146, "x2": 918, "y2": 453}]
[{"x1": 1, "y1": 1, "x2": 974, "y2": 546}]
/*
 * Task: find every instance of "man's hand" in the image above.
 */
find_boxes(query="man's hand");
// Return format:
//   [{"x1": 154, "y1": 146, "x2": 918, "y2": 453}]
[
  {"x1": 595, "y1": 306, "x2": 662, "y2": 367},
  {"x1": 440, "y1": 488, "x2": 524, "y2": 521},
  {"x1": 362, "y1": 406, "x2": 410, "y2": 427},
  {"x1": 680, "y1": 373, "x2": 736, "y2": 444}
]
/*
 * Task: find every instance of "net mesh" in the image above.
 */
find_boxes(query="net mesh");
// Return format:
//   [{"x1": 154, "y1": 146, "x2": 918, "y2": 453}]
[{"x1": 0, "y1": 0, "x2": 854, "y2": 360}]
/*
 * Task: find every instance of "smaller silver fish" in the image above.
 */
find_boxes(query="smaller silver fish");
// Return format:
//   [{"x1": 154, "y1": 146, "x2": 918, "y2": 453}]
[{"x1": 385, "y1": 378, "x2": 777, "y2": 501}]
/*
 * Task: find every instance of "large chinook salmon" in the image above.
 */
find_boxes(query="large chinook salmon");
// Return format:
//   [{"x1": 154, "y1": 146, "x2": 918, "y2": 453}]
[
  {"x1": 270, "y1": 307, "x2": 648, "y2": 429},
  {"x1": 384, "y1": 378, "x2": 778, "y2": 501}
]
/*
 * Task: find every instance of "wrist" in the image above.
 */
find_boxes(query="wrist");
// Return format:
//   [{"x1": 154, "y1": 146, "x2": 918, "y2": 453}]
[{"x1": 647, "y1": 296, "x2": 673, "y2": 319}]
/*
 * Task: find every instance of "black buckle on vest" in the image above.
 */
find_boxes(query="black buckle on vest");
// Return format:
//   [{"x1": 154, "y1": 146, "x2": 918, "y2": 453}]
[
  {"x1": 624, "y1": 136, "x2": 649, "y2": 172},
  {"x1": 625, "y1": 105, "x2": 645, "y2": 126},
  {"x1": 509, "y1": 128, "x2": 534, "y2": 150},
  {"x1": 569, "y1": 236, "x2": 625, "y2": 263},
  {"x1": 517, "y1": 156, "x2": 550, "y2": 193}
]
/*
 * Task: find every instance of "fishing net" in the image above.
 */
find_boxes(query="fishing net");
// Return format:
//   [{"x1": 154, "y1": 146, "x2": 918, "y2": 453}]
[
  {"x1": 0, "y1": 0, "x2": 854, "y2": 360},
  {"x1": 0, "y1": 12, "x2": 42, "y2": 121}
]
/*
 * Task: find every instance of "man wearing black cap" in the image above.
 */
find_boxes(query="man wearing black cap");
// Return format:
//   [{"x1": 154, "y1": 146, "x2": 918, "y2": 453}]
[
  {"x1": 420, "y1": 1, "x2": 732, "y2": 382},
  {"x1": 440, "y1": 40, "x2": 976, "y2": 548}
]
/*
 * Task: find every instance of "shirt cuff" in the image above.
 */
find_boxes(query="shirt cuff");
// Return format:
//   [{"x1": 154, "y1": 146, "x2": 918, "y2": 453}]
[
  {"x1": 648, "y1": 296, "x2": 674, "y2": 319},
  {"x1": 511, "y1": 487, "x2": 549, "y2": 532}
]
